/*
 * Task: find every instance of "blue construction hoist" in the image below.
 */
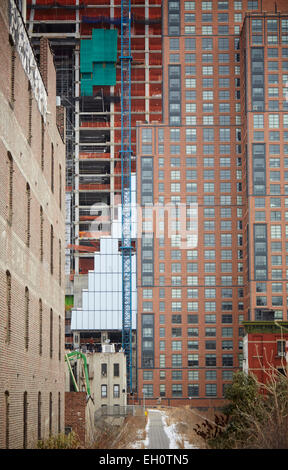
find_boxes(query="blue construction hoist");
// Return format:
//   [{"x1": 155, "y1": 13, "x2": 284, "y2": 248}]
[{"x1": 120, "y1": 0, "x2": 133, "y2": 392}]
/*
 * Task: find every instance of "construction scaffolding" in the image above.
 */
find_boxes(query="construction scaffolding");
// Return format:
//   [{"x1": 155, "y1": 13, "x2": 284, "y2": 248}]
[
  {"x1": 26, "y1": 0, "x2": 162, "y2": 391},
  {"x1": 120, "y1": 0, "x2": 133, "y2": 392}
]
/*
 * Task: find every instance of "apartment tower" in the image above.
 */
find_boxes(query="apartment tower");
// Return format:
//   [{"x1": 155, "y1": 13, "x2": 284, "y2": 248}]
[{"x1": 137, "y1": 0, "x2": 288, "y2": 407}]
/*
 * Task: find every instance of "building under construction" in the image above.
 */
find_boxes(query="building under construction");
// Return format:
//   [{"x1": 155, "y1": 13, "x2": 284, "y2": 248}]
[
  {"x1": 24, "y1": 0, "x2": 288, "y2": 408},
  {"x1": 26, "y1": 0, "x2": 162, "y2": 391}
]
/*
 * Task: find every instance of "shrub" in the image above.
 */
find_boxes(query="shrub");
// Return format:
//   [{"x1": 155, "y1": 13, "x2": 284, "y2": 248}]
[{"x1": 37, "y1": 431, "x2": 81, "y2": 449}]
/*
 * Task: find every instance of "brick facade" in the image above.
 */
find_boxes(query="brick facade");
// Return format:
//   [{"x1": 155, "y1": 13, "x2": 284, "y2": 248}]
[
  {"x1": 243, "y1": 322, "x2": 288, "y2": 383},
  {"x1": 0, "y1": 0, "x2": 65, "y2": 448},
  {"x1": 65, "y1": 392, "x2": 86, "y2": 447}
]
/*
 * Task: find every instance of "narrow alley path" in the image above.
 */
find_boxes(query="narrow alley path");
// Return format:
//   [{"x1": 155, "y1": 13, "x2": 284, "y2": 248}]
[{"x1": 147, "y1": 409, "x2": 170, "y2": 449}]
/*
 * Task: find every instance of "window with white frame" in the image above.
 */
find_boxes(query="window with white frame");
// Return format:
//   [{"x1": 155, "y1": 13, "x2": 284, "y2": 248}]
[
  {"x1": 271, "y1": 225, "x2": 282, "y2": 238},
  {"x1": 269, "y1": 114, "x2": 279, "y2": 128},
  {"x1": 186, "y1": 78, "x2": 196, "y2": 88},
  {"x1": 185, "y1": 1, "x2": 195, "y2": 9}
]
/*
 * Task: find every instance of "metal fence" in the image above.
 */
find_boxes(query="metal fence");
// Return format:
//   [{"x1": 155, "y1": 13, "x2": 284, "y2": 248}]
[{"x1": 95, "y1": 404, "x2": 145, "y2": 420}]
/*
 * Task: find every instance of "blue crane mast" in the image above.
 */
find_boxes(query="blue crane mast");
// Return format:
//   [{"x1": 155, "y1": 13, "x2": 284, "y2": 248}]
[{"x1": 120, "y1": 0, "x2": 133, "y2": 392}]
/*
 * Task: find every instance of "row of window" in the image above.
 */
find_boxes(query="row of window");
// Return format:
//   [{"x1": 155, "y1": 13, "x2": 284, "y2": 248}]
[
  {"x1": 144, "y1": 287, "x2": 244, "y2": 299},
  {"x1": 101, "y1": 363, "x2": 120, "y2": 377},
  {"x1": 157, "y1": 157, "x2": 239, "y2": 167},
  {"x1": 159, "y1": 171, "x2": 240, "y2": 181},
  {"x1": 147, "y1": 194, "x2": 243, "y2": 206},
  {"x1": 4, "y1": 390, "x2": 62, "y2": 448},
  {"x1": 154, "y1": 353, "x2": 235, "y2": 368},
  {"x1": 180, "y1": 1, "x2": 258, "y2": 12},
  {"x1": 255, "y1": 197, "x2": 288, "y2": 209},
  {"x1": 149, "y1": 142, "x2": 287, "y2": 159},
  {"x1": 144, "y1": 302, "x2": 243, "y2": 314},
  {"x1": 256, "y1": 282, "x2": 288, "y2": 292},
  {"x1": 170, "y1": 37, "x2": 241, "y2": 52},
  {"x1": 159, "y1": 182, "x2": 242, "y2": 194},
  {"x1": 161, "y1": 173, "x2": 240, "y2": 185},
  {"x1": 143, "y1": 247, "x2": 239, "y2": 260},
  {"x1": 154, "y1": 262, "x2": 243, "y2": 274},
  {"x1": 101, "y1": 384, "x2": 121, "y2": 399},
  {"x1": 144, "y1": 234, "x2": 243, "y2": 248},
  {"x1": 5, "y1": 271, "x2": 61, "y2": 359},
  {"x1": 170, "y1": 327, "x2": 243, "y2": 337},
  {"x1": 143, "y1": 369, "x2": 234, "y2": 381},
  {"x1": 250, "y1": 33, "x2": 288, "y2": 46},
  {"x1": 143, "y1": 271, "x2": 245, "y2": 282},
  {"x1": 256, "y1": 295, "x2": 288, "y2": 306},
  {"x1": 143, "y1": 383, "x2": 230, "y2": 398},
  {"x1": 147, "y1": 255, "x2": 243, "y2": 266},
  {"x1": 143, "y1": 276, "x2": 245, "y2": 287},
  {"x1": 253, "y1": 114, "x2": 288, "y2": 128},
  {"x1": 178, "y1": 13, "x2": 243, "y2": 24},
  {"x1": 144, "y1": 299, "x2": 243, "y2": 310},
  {"x1": 178, "y1": 25, "x2": 241, "y2": 35},
  {"x1": 171, "y1": 48, "x2": 288, "y2": 66},
  {"x1": 145, "y1": 314, "x2": 241, "y2": 325},
  {"x1": 255, "y1": 131, "x2": 288, "y2": 142},
  {"x1": 6, "y1": 154, "x2": 62, "y2": 283},
  {"x1": 144, "y1": 339, "x2": 240, "y2": 351}
]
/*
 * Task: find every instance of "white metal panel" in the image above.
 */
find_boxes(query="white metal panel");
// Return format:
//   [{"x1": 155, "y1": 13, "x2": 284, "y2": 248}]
[{"x1": 71, "y1": 175, "x2": 137, "y2": 331}]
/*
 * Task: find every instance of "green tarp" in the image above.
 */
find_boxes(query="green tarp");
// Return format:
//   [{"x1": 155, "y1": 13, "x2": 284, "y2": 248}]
[{"x1": 80, "y1": 29, "x2": 118, "y2": 95}]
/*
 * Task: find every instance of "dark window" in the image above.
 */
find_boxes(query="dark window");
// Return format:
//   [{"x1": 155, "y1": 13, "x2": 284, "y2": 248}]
[
  {"x1": 49, "y1": 393, "x2": 52, "y2": 436},
  {"x1": 172, "y1": 314, "x2": 182, "y2": 323},
  {"x1": 50, "y1": 308, "x2": 53, "y2": 358},
  {"x1": 188, "y1": 384, "x2": 199, "y2": 397},
  {"x1": 23, "y1": 392, "x2": 28, "y2": 449},
  {"x1": 7, "y1": 153, "x2": 13, "y2": 225},
  {"x1": 101, "y1": 363, "x2": 107, "y2": 377},
  {"x1": 114, "y1": 363, "x2": 120, "y2": 377},
  {"x1": 206, "y1": 354, "x2": 216, "y2": 366},
  {"x1": 6, "y1": 271, "x2": 11, "y2": 344},
  {"x1": 39, "y1": 299, "x2": 43, "y2": 356},
  {"x1": 25, "y1": 287, "x2": 29, "y2": 350},
  {"x1": 38, "y1": 392, "x2": 42, "y2": 441},
  {"x1": 26, "y1": 184, "x2": 31, "y2": 247},
  {"x1": 5, "y1": 391, "x2": 9, "y2": 449},
  {"x1": 50, "y1": 225, "x2": 54, "y2": 275}
]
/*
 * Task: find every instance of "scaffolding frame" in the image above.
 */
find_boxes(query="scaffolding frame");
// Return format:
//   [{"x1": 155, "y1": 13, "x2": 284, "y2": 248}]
[{"x1": 120, "y1": 0, "x2": 133, "y2": 393}]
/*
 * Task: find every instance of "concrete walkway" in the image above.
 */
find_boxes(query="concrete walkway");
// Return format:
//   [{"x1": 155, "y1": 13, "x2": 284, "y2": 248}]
[{"x1": 147, "y1": 410, "x2": 170, "y2": 449}]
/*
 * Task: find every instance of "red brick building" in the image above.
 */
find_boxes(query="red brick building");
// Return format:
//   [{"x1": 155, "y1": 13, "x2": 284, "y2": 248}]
[
  {"x1": 136, "y1": 0, "x2": 288, "y2": 408},
  {"x1": 242, "y1": 320, "x2": 288, "y2": 382},
  {"x1": 0, "y1": 0, "x2": 66, "y2": 448},
  {"x1": 65, "y1": 392, "x2": 86, "y2": 446}
]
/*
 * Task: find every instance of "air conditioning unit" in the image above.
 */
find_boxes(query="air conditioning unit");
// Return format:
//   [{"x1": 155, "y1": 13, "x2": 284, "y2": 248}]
[{"x1": 102, "y1": 344, "x2": 115, "y2": 353}]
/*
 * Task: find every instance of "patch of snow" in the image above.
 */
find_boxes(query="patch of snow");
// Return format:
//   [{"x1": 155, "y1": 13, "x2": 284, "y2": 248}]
[
  {"x1": 129, "y1": 409, "x2": 199, "y2": 450},
  {"x1": 160, "y1": 411, "x2": 199, "y2": 450},
  {"x1": 130, "y1": 411, "x2": 150, "y2": 449}
]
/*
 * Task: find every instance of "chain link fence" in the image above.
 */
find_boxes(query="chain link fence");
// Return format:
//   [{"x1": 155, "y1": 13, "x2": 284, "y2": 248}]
[{"x1": 95, "y1": 404, "x2": 145, "y2": 421}]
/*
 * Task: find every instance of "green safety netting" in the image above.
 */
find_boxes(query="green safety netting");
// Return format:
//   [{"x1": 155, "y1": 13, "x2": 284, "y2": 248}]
[{"x1": 80, "y1": 29, "x2": 118, "y2": 95}]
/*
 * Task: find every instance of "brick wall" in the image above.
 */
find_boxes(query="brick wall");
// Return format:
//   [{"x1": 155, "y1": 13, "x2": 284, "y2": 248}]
[
  {"x1": 0, "y1": 0, "x2": 65, "y2": 449},
  {"x1": 65, "y1": 392, "x2": 86, "y2": 447},
  {"x1": 56, "y1": 105, "x2": 66, "y2": 142}
]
